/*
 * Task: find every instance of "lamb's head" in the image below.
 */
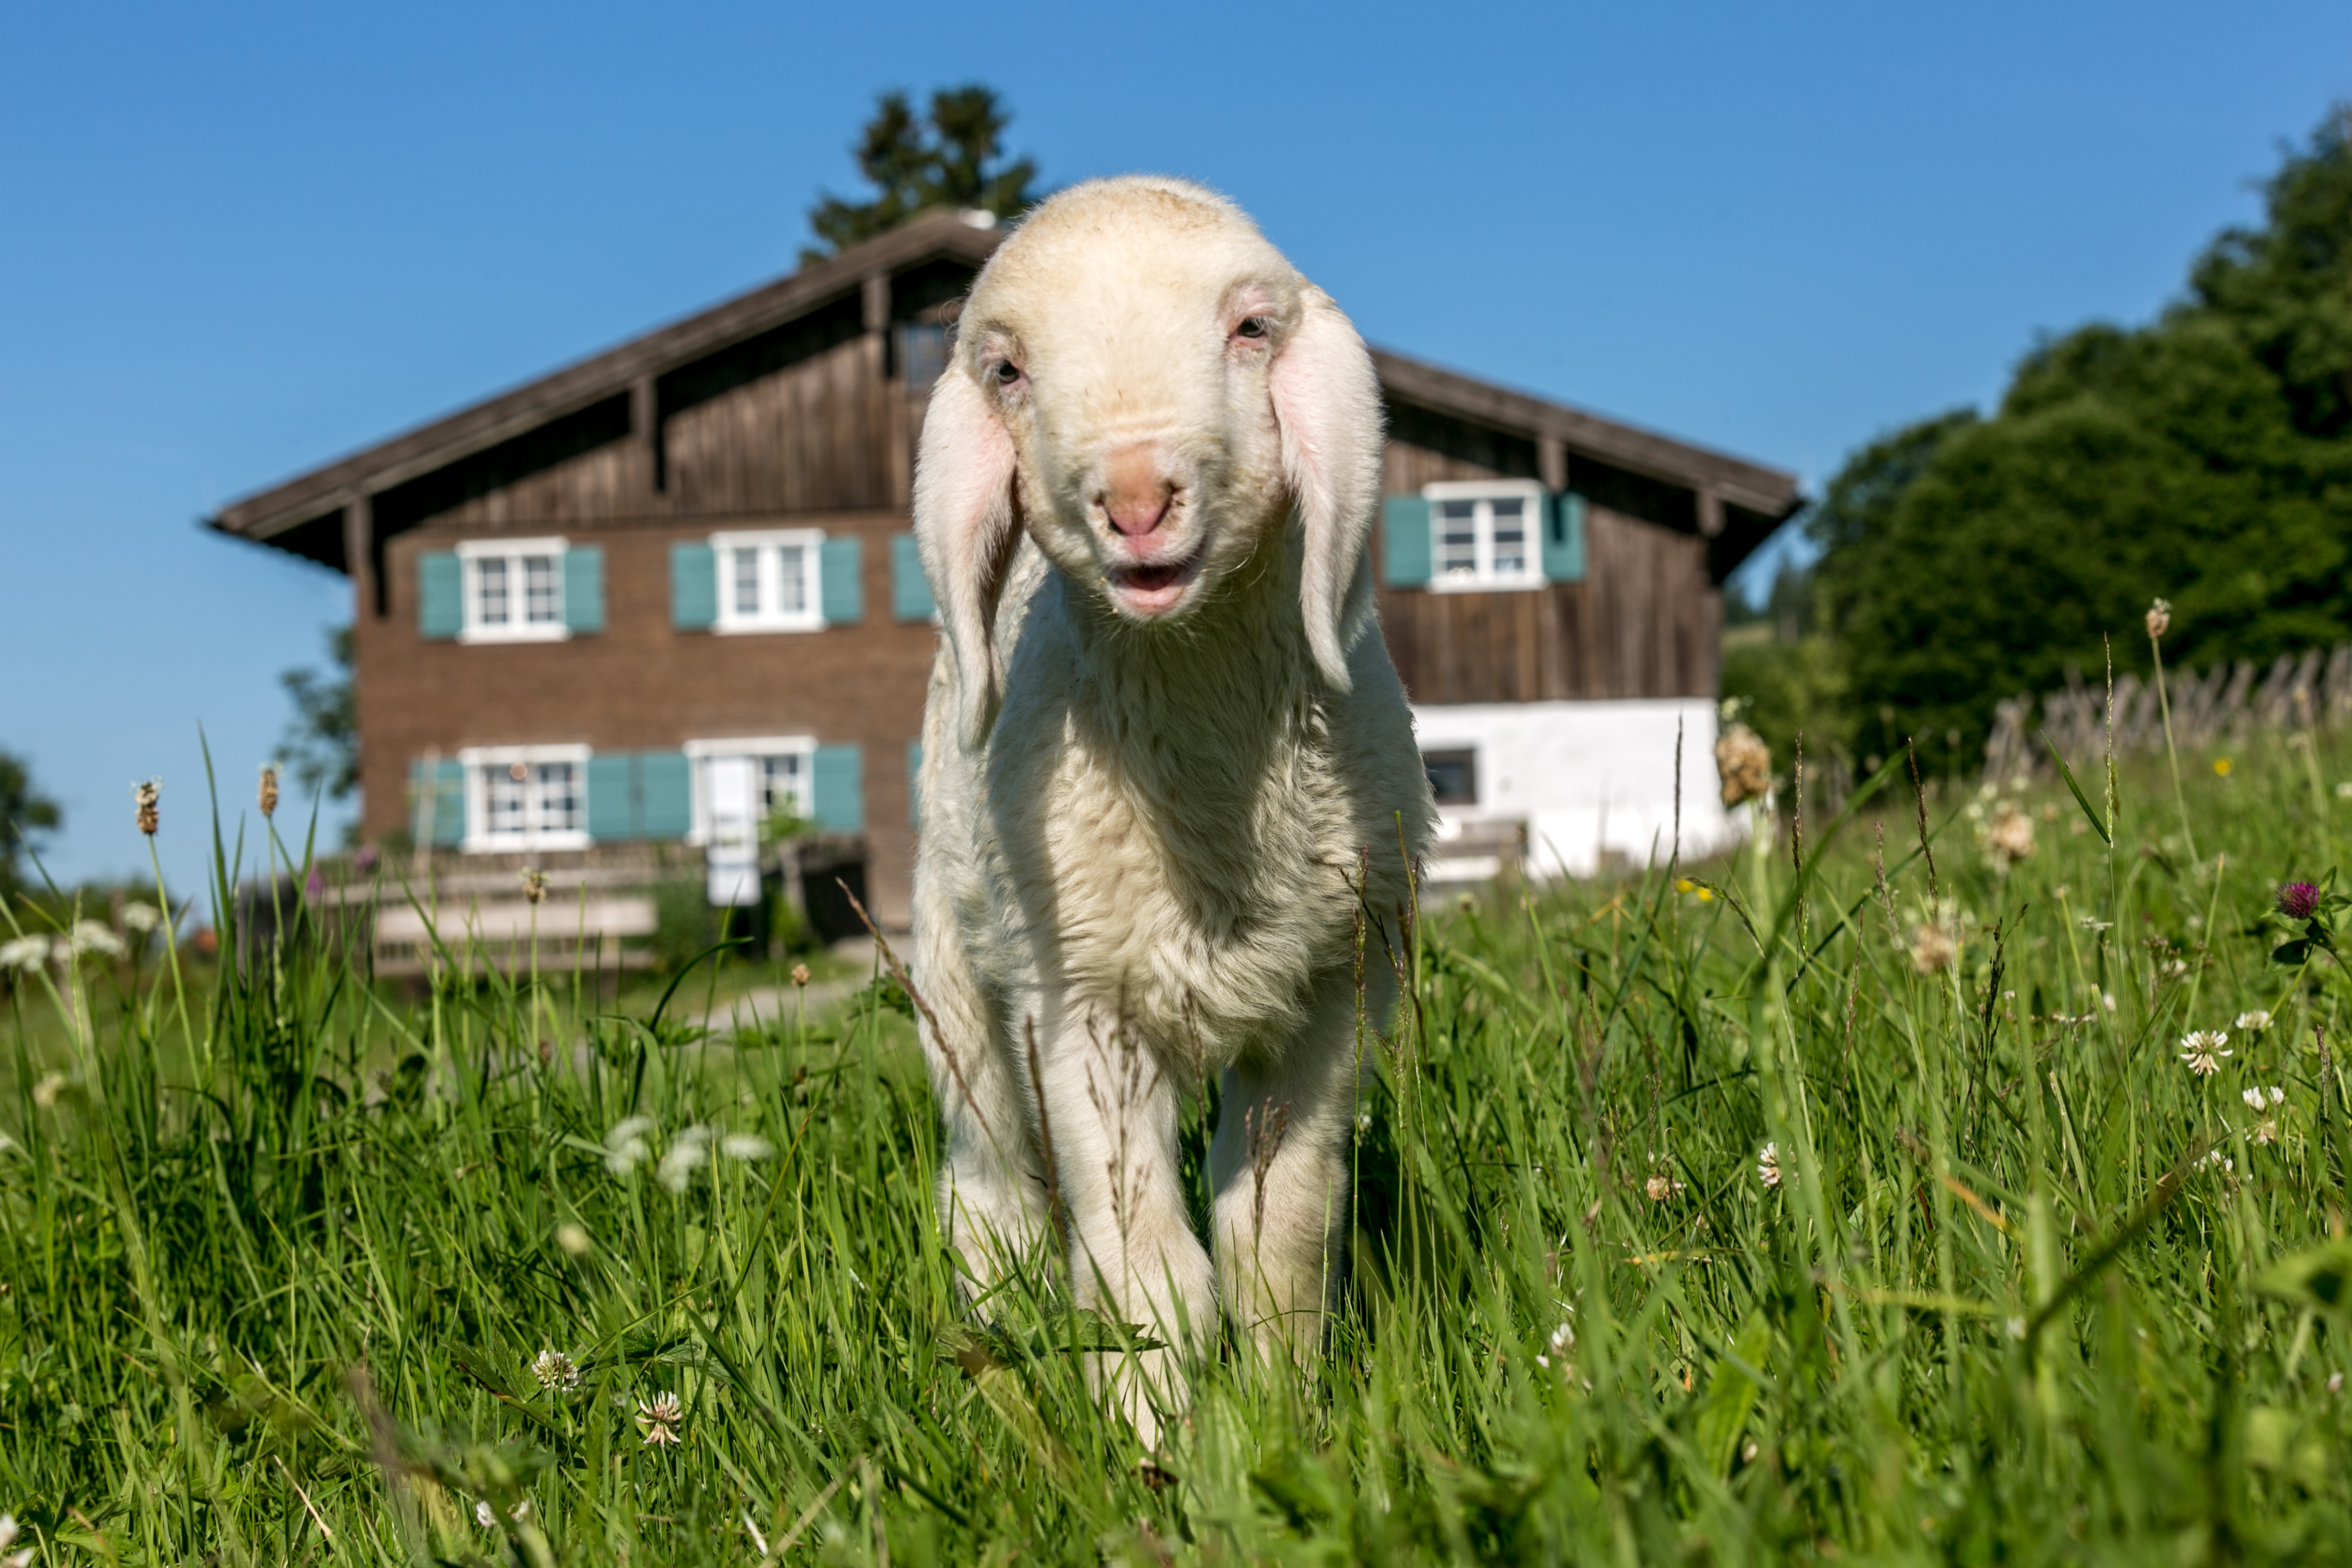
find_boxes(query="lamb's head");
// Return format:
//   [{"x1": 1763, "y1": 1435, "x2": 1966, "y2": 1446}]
[{"x1": 913, "y1": 176, "x2": 1385, "y2": 746}]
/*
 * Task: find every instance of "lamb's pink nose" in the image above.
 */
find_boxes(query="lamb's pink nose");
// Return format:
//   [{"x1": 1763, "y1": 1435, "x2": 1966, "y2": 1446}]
[{"x1": 1101, "y1": 447, "x2": 1173, "y2": 538}]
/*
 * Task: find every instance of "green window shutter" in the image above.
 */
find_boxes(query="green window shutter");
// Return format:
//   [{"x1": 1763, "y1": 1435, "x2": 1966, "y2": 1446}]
[
  {"x1": 819, "y1": 536, "x2": 864, "y2": 626},
  {"x1": 1542, "y1": 492, "x2": 1586, "y2": 583},
  {"x1": 410, "y1": 757, "x2": 466, "y2": 845},
  {"x1": 906, "y1": 740, "x2": 923, "y2": 827},
  {"x1": 811, "y1": 744, "x2": 863, "y2": 833},
  {"x1": 670, "y1": 543, "x2": 717, "y2": 630},
  {"x1": 585, "y1": 753, "x2": 634, "y2": 840},
  {"x1": 638, "y1": 751, "x2": 694, "y2": 839},
  {"x1": 564, "y1": 545, "x2": 606, "y2": 633},
  {"x1": 419, "y1": 552, "x2": 464, "y2": 639},
  {"x1": 1381, "y1": 497, "x2": 1432, "y2": 588},
  {"x1": 891, "y1": 533, "x2": 936, "y2": 622}
]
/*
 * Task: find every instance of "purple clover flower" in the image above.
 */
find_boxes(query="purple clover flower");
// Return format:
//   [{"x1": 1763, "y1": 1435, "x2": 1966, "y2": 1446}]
[{"x1": 2279, "y1": 881, "x2": 2322, "y2": 921}]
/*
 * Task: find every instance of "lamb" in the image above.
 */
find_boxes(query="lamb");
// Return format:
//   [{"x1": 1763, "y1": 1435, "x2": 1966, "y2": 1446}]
[{"x1": 908, "y1": 176, "x2": 1434, "y2": 1446}]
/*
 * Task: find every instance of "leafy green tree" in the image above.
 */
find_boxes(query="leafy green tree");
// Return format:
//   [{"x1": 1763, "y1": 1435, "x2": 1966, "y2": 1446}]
[
  {"x1": 806, "y1": 85, "x2": 1040, "y2": 259},
  {"x1": 1810, "y1": 108, "x2": 2352, "y2": 766},
  {"x1": 0, "y1": 748, "x2": 61, "y2": 898},
  {"x1": 278, "y1": 625, "x2": 357, "y2": 803}
]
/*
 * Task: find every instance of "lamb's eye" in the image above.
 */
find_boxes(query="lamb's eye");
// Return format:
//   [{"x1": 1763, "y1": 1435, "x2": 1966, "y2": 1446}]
[
  {"x1": 1235, "y1": 317, "x2": 1269, "y2": 340},
  {"x1": 994, "y1": 359, "x2": 1023, "y2": 385}
]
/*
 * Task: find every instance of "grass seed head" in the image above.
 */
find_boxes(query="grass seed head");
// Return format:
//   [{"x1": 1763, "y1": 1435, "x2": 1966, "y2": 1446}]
[
  {"x1": 133, "y1": 778, "x2": 160, "y2": 837},
  {"x1": 522, "y1": 867, "x2": 548, "y2": 905},
  {"x1": 258, "y1": 764, "x2": 279, "y2": 819},
  {"x1": 2146, "y1": 597, "x2": 2171, "y2": 640}
]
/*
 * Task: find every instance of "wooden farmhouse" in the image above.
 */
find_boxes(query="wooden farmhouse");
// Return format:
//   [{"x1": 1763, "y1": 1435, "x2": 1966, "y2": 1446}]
[{"x1": 210, "y1": 208, "x2": 1799, "y2": 958}]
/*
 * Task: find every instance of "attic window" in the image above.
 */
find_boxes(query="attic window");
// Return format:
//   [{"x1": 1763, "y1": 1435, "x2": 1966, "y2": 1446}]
[
  {"x1": 895, "y1": 322, "x2": 951, "y2": 391},
  {"x1": 1424, "y1": 481, "x2": 1545, "y2": 592},
  {"x1": 457, "y1": 537, "x2": 569, "y2": 643}
]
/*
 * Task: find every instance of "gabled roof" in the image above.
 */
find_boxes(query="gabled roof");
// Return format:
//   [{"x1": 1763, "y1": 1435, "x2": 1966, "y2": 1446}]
[{"x1": 208, "y1": 208, "x2": 1800, "y2": 570}]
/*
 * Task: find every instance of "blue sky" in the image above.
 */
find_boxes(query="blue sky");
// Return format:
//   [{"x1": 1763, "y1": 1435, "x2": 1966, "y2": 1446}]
[{"x1": 1, "y1": 0, "x2": 2345, "y2": 897}]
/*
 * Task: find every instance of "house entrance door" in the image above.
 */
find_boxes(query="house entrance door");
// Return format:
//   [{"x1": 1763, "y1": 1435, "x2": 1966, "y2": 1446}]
[{"x1": 704, "y1": 755, "x2": 762, "y2": 907}]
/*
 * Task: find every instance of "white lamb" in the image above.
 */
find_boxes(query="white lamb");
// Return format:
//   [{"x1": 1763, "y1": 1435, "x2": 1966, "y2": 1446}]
[{"x1": 909, "y1": 176, "x2": 1434, "y2": 1445}]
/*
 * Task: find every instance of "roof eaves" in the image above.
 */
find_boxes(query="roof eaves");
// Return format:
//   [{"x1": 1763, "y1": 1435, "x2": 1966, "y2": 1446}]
[
  {"x1": 1369, "y1": 348, "x2": 1800, "y2": 519},
  {"x1": 209, "y1": 211, "x2": 1006, "y2": 544}
]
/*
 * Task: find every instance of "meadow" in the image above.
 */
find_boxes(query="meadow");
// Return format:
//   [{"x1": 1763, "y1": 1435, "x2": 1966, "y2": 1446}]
[{"x1": 8, "y1": 720, "x2": 2352, "y2": 1565}]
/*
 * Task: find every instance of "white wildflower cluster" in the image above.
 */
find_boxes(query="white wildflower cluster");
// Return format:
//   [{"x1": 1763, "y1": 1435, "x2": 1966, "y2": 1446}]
[
  {"x1": 529, "y1": 1348, "x2": 583, "y2": 1393},
  {"x1": 0, "y1": 1512, "x2": 31, "y2": 1568},
  {"x1": 1967, "y1": 793, "x2": 2036, "y2": 872},
  {"x1": 1535, "y1": 1318, "x2": 1574, "y2": 1370},
  {"x1": 2243, "y1": 1085, "x2": 2287, "y2": 1145},
  {"x1": 121, "y1": 903, "x2": 161, "y2": 935},
  {"x1": 0, "y1": 938, "x2": 46, "y2": 973},
  {"x1": 2179, "y1": 1031, "x2": 2232, "y2": 1077},
  {"x1": 2236, "y1": 1010, "x2": 2274, "y2": 1032},
  {"x1": 637, "y1": 1391, "x2": 684, "y2": 1446},
  {"x1": 604, "y1": 1117, "x2": 776, "y2": 1191}
]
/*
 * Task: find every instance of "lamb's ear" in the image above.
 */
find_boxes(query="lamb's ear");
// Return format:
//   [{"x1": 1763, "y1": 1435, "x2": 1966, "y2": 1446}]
[
  {"x1": 1269, "y1": 285, "x2": 1385, "y2": 694},
  {"x1": 913, "y1": 365, "x2": 1022, "y2": 748}
]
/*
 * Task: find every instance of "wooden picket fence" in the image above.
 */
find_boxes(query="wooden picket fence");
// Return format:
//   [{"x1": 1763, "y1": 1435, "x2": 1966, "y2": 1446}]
[{"x1": 1982, "y1": 646, "x2": 2352, "y2": 782}]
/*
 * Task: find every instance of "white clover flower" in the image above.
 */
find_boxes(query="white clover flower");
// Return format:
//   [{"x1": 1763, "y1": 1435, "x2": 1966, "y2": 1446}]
[
  {"x1": 120, "y1": 903, "x2": 161, "y2": 935},
  {"x1": 31, "y1": 1072, "x2": 67, "y2": 1109},
  {"x1": 0, "y1": 937, "x2": 46, "y2": 972},
  {"x1": 2179, "y1": 1032, "x2": 2232, "y2": 1076},
  {"x1": 657, "y1": 1126, "x2": 712, "y2": 1193},
  {"x1": 636, "y1": 1391, "x2": 684, "y2": 1446},
  {"x1": 555, "y1": 1223, "x2": 591, "y2": 1257},
  {"x1": 1757, "y1": 1142, "x2": 1782, "y2": 1189},
  {"x1": 1645, "y1": 1173, "x2": 1685, "y2": 1202},
  {"x1": 2243, "y1": 1086, "x2": 2287, "y2": 1110},
  {"x1": 474, "y1": 1500, "x2": 497, "y2": 1530},
  {"x1": 529, "y1": 1348, "x2": 582, "y2": 1392},
  {"x1": 0, "y1": 1512, "x2": 27, "y2": 1568},
  {"x1": 2236, "y1": 1010, "x2": 2274, "y2": 1032},
  {"x1": 1549, "y1": 1321, "x2": 1574, "y2": 1354},
  {"x1": 603, "y1": 1115, "x2": 655, "y2": 1176},
  {"x1": 720, "y1": 1132, "x2": 774, "y2": 1161}
]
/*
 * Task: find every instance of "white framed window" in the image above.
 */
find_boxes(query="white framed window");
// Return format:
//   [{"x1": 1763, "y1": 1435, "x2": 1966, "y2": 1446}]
[
  {"x1": 713, "y1": 529, "x2": 824, "y2": 633},
  {"x1": 458, "y1": 745, "x2": 590, "y2": 852},
  {"x1": 684, "y1": 736, "x2": 816, "y2": 843},
  {"x1": 1424, "y1": 481, "x2": 1546, "y2": 593},
  {"x1": 457, "y1": 538, "x2": 569, "y2": 642}
]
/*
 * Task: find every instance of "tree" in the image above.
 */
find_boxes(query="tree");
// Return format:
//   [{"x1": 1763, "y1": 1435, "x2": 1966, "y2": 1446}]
[
  {"x1": 0, "y1": 748, "x2": 61, "y2": 898},
  {"x1": 805, "y1": 85, "x2": 1040, "y2": 259},
  {"x1": 279, "y1": 625, "x2": 358, "y2": 804},
  {"x1": 1806, "y1": 107, "x2": 2352, "y2": 767}
]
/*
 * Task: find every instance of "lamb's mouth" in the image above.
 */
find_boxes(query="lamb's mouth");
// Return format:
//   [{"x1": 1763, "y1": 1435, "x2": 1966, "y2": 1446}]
[{"x1": 1107, "y1": 550, "x2": 1205, "y2": 616}]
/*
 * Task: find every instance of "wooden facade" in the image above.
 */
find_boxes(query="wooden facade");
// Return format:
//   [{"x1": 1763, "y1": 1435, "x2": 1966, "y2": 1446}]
[{"x1": 210, "y1": 209, "x2": 1799, "y2": 924}]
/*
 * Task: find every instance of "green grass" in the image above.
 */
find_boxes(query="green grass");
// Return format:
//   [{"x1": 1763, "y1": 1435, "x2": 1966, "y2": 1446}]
[{"x1": 10, "y1": 728, "x2": 2352, "y2": 1564}]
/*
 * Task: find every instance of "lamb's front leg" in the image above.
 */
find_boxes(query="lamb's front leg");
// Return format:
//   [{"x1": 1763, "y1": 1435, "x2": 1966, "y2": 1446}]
[
  {"x1": 1210, "y1": 978, "x2": 1364, "y2": 1362},
  {"x1": 1039, "y1": 1007, "x2": 1214, "y2": 1452}
]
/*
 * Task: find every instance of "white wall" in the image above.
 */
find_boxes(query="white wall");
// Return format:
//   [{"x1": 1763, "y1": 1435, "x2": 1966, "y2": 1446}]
[{"x1": 1411, "y1": 698, "x2": 1745, "y2": 879}]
